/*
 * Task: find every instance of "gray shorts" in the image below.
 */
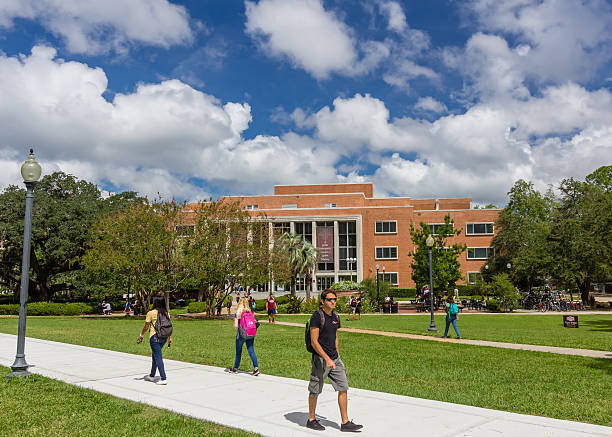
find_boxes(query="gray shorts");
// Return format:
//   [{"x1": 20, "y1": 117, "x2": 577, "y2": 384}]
[{"x1": 308, "y1": 355, "x2": 349, "y2": 396}]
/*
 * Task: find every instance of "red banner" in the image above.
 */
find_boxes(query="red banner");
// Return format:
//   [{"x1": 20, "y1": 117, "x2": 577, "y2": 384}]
[
  {"x1": 563, "y1": 315, "x2": 578, "y2": 328},
  {"x1": 316, "y1": 226, "x2": 334, "y2": 263}
]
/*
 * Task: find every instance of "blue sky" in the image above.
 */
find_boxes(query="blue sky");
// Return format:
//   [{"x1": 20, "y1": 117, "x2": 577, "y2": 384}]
[{"x1": 0, "y1": 0, "x2": 611, "y2": 205}]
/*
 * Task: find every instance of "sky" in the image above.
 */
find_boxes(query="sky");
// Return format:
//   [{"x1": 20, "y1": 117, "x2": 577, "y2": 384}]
[{"x1": 0, "y1": 0, "x2": 611, "y2": 206}]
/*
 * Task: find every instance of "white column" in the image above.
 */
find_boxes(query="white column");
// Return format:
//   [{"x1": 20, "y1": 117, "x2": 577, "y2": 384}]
[
  {"x1": 333, "y1": 220, "x2": 339, "y2": 283},
  {"x1": 312, "y1": 221, "x2": 318, "y2": 292},
  {"x1": 356, "y1": 216, "x2": 363, "y2": 282},
  {"x1": 269, "y1": 221, "x2": 275, "y2": 292}
]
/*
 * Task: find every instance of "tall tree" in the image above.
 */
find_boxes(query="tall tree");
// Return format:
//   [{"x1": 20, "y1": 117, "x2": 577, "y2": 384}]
[
  {"x1": 0, "y1": 172, "x2": 139, "y2": 301},
  {"x1": 182, "y1": 199, "x2": 270, "y2": 317},
  {"x1": 276, "y1": 232, "x2": 318, "y2": 298},
  {"x1": 83, "y1": 199, "x2": 186, "y2": 311},
  {"x1": 489, "y1": 180, "x2": 554, "y2": 291},
  {"x1": 549, "y1": 166, "x2": 612, "y2": 304},
  {"x1": 409, "y1": 214, "x2": 466, "y2": 291}
]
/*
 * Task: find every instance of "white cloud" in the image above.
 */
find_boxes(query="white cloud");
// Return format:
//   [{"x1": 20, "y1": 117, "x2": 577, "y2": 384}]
[
  {"x1": 245, "y1": 0, "x2": 359, "y2": 79},
  {"x1": 0, "y1": 45, "x2": 342, "y2": 199},
  {"x1": 378, "y1": 1, "x2": 407, "y2": 33},
  {"x1": 0, "y1": 0, "x2": 194, "y2": 55},
  {"x1": 414, "y1": 97, "x2": 448, "y2": 113}
]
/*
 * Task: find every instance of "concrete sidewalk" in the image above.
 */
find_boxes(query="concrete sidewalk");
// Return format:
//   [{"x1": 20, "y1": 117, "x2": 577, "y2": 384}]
[
  {"x1": 272, "y1": 322, "x2": 612, "y2": 359},
  {"x1": 1, "y1": 333, "x2": 610, "y2": 437}
]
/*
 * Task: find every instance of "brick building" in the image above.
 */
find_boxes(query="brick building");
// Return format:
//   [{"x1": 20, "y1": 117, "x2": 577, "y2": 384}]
[
  {"x1": 203, "y1": 183, "x2": 498, "y2": 292},
  {"x1": 184, "y1": 183, "x2": 499, "y2": 291}
]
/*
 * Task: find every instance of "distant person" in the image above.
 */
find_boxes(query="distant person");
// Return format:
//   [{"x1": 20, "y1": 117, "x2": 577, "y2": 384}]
[
  {"x1": 347, "y1": 295, "x2": 357, "y2": 321},
  {"x1": 453, "y1": 288, "x2": 459, "y2": 300},
  {"x1": 266, "y1": 293, "x2": 277, "y2": 323},
  {"x1": 138, "y1": 297, "x2": 172, "y2": 385},
  {"x1": 480, "y1": 295, "x2": 487, "y2": 311},
  {"x1": 230, "y1": 297, "x2": 259, "y2": 376},
  {"x1": 306, "y1": 289, "x2": 362, "y2": 432},
  {"x1": 351, "y1": 295, "x2": 362, "y2": 321},
  {"x1": 123, "y1": 298, "x2": 132, "y2": 316},
  {"x1": 226, "y1": 296, "x2": 232, "y2": 314},
  {"x1": 443, "y1": 297, "x2": 460, "y2": 339},
  {"x1": 102, "y1": 301, "x2": 111, "y2": 315}
]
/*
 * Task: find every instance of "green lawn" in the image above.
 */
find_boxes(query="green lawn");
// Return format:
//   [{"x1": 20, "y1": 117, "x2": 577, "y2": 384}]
[
  {"x1": 0, "y1": 316, "x2": 610, "y2": 426},
  {"x1": 272, "y1": 313, "x2": 612, "y2": 351},
  {"x1": 0, "y1": 366, "x2": 257, "y2": 437}
]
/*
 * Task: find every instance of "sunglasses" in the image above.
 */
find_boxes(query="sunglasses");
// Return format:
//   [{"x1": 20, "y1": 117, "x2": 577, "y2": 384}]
[{"x1": 325, "y1": 298, "x2": 337, "y2": 302}]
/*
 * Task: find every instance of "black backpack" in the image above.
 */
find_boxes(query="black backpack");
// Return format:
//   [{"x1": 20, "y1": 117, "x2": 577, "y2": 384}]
[
  {"x1": 305, "y1": 309, "x2": 337, "y2": 354},
  {"x1": 154, "y1": 311, "x2": 173, "y2": 341}
]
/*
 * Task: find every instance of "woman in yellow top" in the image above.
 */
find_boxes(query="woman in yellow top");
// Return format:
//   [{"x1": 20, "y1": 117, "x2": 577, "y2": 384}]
[{"x1": 138, "y1": 297, "x2": 172, "y2": 385}]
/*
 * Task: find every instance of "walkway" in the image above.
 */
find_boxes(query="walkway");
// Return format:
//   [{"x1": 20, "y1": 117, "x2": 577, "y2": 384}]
[
  {"x1": 0, "y1": 334, "x2": 610, "y2": 437},
  {"x1": 272, "y1": 322, "x2": 612, "y2": 359}
]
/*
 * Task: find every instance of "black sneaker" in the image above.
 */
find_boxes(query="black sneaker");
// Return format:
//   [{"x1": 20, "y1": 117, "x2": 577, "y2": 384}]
[
  {"x1": 252, "y1": 368, "x2": 260, "y2": 376},
  {"x1": 341, "y1": 420, "x2": 363, "y2": 432},
  {"x1": 229, "y1": 367, "x2": 238, "y2": 374},
  {"x1": 306, "y1": 419, "x2": 325, "y2": 431}
]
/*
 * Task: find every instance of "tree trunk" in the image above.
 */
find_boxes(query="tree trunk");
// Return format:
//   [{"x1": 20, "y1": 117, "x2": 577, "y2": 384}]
[
  {"x1": 305, "y1": 273, "x2": 311, "y2": 300},
  {"x1": 579, "y1": 279, "x2": 591, "y2": 306},
  {"x1": 291, "y1": 276, "x2": 296, "y2": 297},
  {"x1": 197, "y1": 284, "x2": 205, "y2": 302},
  {"x1": 164, "y1": 291, "x2": 170, "y2": 314}
]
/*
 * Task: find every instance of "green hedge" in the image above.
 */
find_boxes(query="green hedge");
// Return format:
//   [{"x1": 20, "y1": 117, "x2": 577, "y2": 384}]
[
  {"x1": 0, "y1": 302, "x2": 95, "y2": 316},
  {"x1": 187, "y1": 302, "x2": 207, "y2": 313},
  {"x1": 389, "y1": 288, "x2": 417, "y2": 298}
]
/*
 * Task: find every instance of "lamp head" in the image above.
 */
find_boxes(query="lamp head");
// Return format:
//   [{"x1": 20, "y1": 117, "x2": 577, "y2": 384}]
[
  {"x1": 382, "y1": 266, "x2": 385, "y2": 272},
  {"x1": 485, "y1": 264, "x2": 489, "y2": 270},
  {"x1": 21, "y1": 149, "x2": 42, "y2": 182},
  {"x1": 507, "y1": 263, "x2": 511, "y2": 269},
  {"x1": 376, "y1": 264, "x2": 379, "y2": 270},
  {"x1": 426, "y1": 235, "x2": 434, "y2": 247}
]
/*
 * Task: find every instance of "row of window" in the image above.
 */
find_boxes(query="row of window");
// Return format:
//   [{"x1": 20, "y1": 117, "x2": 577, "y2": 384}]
[
  {"x1": 375, "y1": 220, "x2": 494, "y2": 235},
  {"x1": 247, "y1": 203, "x2": 338, "y2": 210}
]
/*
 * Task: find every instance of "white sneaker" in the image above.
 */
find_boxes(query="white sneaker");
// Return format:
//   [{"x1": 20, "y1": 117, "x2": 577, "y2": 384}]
[
  {"x1": 144, "y1": 375, "x2": 155, "y2": 382},
  {"x1": 156, "y1": 379, "x2": 167, "y2": 385}
]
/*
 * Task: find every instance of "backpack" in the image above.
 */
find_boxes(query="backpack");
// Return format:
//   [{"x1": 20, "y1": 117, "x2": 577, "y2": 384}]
[
  {"x1": 305, "y1": 309, "x2": 338, "y2": 354},
  {"x1": 448, "y1": 303, "x2": 459, "y2": 317},
  {"x1": 239, "y1": 311, "x2": 257, "y2": 340},
  {"x1": 154, "y1": 311, "x2": 173, "y2": 341}
]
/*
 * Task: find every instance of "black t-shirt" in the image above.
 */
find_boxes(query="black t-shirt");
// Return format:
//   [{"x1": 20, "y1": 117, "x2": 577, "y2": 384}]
[{"x1": 310, "y1": 310, "x2": 340, "y2": 360}]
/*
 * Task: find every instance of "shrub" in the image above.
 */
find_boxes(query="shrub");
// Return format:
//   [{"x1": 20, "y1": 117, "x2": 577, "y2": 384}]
[
  {"x1": 486, "y1": 299, "x2": 500, "y2": 312},
  {"x1": 302, "y1": 298, "x2": 320, "y2": 313},
  {"x1": 0, "y1": 304, "x2": 19, "y2": 315},
  {"x1": 276, "y1": 303, "x2": 288, "y2": 314},
  {"x1": 334, "y1": 296, "x2": 350, "y2": 314},
  {"x1": 486, "y1": 273, "x2": 519, "y2": 312},
  {"x1": 28, "y1": 302, "x2": 62, "y2": 316},
  {"x1": 187, "y1": 301, "x2": 207, "y2": 313},
  {"x1": 331, "y1": 281, "x2": 359, "y2": 291},
  {"x1": 286, "y1": 295, "x2": 303, "y2": 313},
  {"x1": 360, "y1": 298, "x2": 376, "y2": 313},
  {"x1": 63, "y1": 302, "x2": 95, "y2": 315},
  {"x1": 389, "y1": 288, "x2": 416, "y2": 298}
]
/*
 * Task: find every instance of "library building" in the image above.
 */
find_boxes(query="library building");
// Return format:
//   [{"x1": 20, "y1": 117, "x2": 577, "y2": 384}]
[{"x1": 208, "y1": 183, "x2": 500, "y2": 292}]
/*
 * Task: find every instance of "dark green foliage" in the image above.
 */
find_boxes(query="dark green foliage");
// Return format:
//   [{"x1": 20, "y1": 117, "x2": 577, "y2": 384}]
[
  {"x1": 187, "y1": 301, "x2": 207, "y2": 313},
  {"x1": 409, "y1": 214, "x2": 466, "y2": 291},
  {"x1": 0, "y1": 302, "x2": 94, "y2": 315},
  {"x1": 388, "y1": 288, "x2": 416, "y2": 298},
  {"x1": 286, "y1": 295, "x2": 303, "y2": 313}
]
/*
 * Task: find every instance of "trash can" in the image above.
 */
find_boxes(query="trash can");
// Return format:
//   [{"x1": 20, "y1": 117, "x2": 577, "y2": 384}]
[
  {"x1": 391, "y1": 302, "x2": 399, "y2": 313},
  {"x1": 383, "y1": 303, "x2": 391, "y2": 313}
]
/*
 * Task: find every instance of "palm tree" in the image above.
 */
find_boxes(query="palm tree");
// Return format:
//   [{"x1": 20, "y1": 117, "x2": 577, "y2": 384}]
[{"x1": 277, "y1": 233, "x2": 318, "y2": 298}]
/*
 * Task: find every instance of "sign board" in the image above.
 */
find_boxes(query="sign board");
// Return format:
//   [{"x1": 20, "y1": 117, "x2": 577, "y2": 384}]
[
  {"x1": 122, "y1": 294, "x2": 135, "y2": 299},
  {"x1": 563, "y1": 315, "x2": 579, "y2": 328},
  {"x1": 316, "y1": 226, "x2": 334, "y2": 263}
]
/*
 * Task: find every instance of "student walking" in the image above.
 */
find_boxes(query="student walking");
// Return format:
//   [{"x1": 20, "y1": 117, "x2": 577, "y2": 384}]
[
  {"x1": 351, "y1": 295, "x2": 362, "y2": 321},
  {"x1": 307, "y1": 289, "x2": 363, "y2": 432},
  {"x1": 231, "y1": 297, "x2": 260, "y2": 376},
  {"x1": 266, "y1": 293, "x2": 277, "y2": 323},
  {"x1": 138, "y1": 297, "x2": 173, "y2": 385},
  {"x1": 443, "y1": 297, "x2": 461, "y2": 339}
]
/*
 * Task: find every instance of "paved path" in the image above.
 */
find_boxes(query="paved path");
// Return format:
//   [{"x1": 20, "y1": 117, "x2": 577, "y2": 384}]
[
  {"x1": 271, "y1": 322, "x2": 612, "y2": 359},
  {"x1": 1, "y1": 333, "x2": 610, "y2": 437}
]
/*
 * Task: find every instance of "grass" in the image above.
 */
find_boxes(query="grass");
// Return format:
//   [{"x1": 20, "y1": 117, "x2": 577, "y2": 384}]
[
  {"x1": 0, "y1": 365, "x2": 257, "y2": 437},
  {"x1": 272, "y1": 313, "x2": 612, "y2": 351},
  {"x1": 0, "y1": 316, "x2": 610, "y2": 426}
]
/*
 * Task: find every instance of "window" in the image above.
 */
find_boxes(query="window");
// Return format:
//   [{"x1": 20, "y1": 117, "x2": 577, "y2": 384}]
[
  {"x1": 466, "y1": 223, "x2": 494, "y2": 235},
  {"x1": 325, "y1": 203, "x2": 337, "y2": 208},
  {"x1": 375, "y1": 221, "x2": 397, "y2": 234},
  {"x1": 316, "y1": 221, "x2": 335, "y2": 271},
  {"x1": 375, "y1": 246, "x2": 398, "y2": 259},
  {"x1": 174, "y1": 225, "x2": 195, "y2": 237},
  {"x1": 246, "y1": 204, "x2": 258, "y2": 210},
  {"x1": 282, "y1": 203, "x2": 297, "y2": 209},
  {"x1": 339, "y1": 221, "x2": 357, "y2": 270},
  {"x1": 429, "y1": 223, "x2": 454, "y2": 234},
  {"x1": 467, "y1": 272, "x2": 482, "y2": 284},
  {"x1": 380, "y1": 272, "x2": 399, "y2": 285},
  {"x1": 273, "y1": 222, "x2": 290, "y2": 237},
  {"x1": 316, "y1": 276, "x2": 335, "y2": 291},
  {"x1": 294, "y1": 222, "x2": 312, "y2": 243},
  {"x1": 467, "y1": 247, "x2": 494, "y2": 259}
]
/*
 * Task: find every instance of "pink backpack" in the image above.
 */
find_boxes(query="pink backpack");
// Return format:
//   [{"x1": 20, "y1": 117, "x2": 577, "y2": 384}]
[{"x1": 239, "y1": 311, "x2": 257, "y2": 340}]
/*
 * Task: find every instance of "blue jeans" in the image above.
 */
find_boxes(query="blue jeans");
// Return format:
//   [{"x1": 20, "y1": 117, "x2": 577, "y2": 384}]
[
  {"x1": 150, "y1": 335, "x2": 167, "y2": 380},
  {"x1": 234, "y1": 337, "x2": 258, "y2": 369},
  {"x1": 444, "y1": 316, "x2": 460, "y2": 338}
]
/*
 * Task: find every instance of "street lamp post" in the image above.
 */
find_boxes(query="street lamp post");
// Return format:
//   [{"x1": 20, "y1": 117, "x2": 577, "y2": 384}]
[
  {"x1": 346, "y1": 257, "x2": 356, "y2": 283},
  {"x1": 426, "y1": 234, "x2": 437, "y2": 332},
  {"x1": 8, "y1": 149, "x2": 41, "y2": 378},
  {"x1": 375, "y1": 264, "x2": 380, "y2": 312}
]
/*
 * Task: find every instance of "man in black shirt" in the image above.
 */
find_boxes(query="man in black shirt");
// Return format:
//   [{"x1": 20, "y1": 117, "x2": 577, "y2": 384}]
[{"x1": 307, "y1": 289, "x2": 363, "y2": 432}]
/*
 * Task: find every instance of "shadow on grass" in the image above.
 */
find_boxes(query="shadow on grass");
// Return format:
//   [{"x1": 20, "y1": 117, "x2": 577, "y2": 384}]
[
  {"x1": 586, "y1": 358, "x2": 612, "y2": 376},
  {"x1": 581, "y1": 318, "x2": 612, "y2": 332}
]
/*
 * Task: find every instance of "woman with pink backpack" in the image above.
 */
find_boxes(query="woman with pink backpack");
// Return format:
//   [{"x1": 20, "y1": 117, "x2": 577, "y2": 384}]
[{"x1": 230, "y1": 297, "x2": 259, "y2": 376}]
